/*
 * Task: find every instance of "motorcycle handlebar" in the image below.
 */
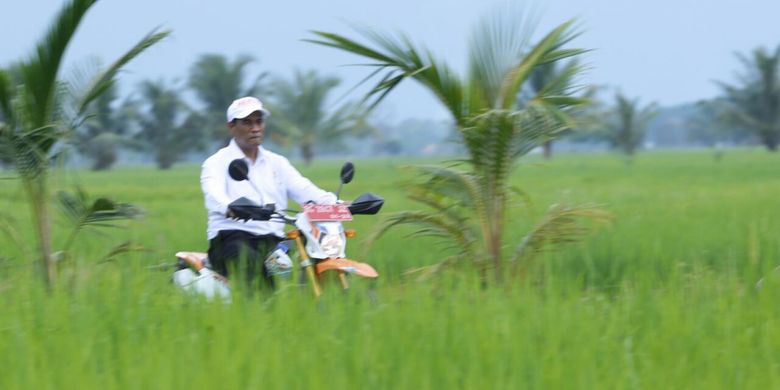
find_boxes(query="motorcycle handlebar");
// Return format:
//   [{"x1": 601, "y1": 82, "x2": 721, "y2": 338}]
[
  {"x1": 227, "y1": 192, "x2": 383, "y2": 223},
  {"x1": 227, "y1": 197, "x2": 276, "y2": 221}
]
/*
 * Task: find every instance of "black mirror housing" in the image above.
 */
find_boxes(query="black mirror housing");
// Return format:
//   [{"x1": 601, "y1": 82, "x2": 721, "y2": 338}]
[
  {"x1": 228, "y1": 159, "x2": 249, "y2": 181},
  {"x1": 340, "y1": 162, "x2": 355, "y2": 185},
  {"x1": 348, "y1": 192, "x2": 384, "y2": 215}
]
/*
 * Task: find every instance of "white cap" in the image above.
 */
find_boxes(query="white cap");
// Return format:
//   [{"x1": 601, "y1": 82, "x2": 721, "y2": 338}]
[{"x1": 226, "y1": 97, "x2": 270, "y2": 122}]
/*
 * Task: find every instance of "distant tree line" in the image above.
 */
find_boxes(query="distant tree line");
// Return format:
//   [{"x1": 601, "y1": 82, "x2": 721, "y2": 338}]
[
  {"x1": 64, "y1": 53, "x2": 373, "y2": 170},
  {"x1": 74, "y1": 42, "x2": 780, "y2": 170},
  {"x1": 3, "y1": 20, "x2": 778, "y2": 172},
  {"x1": 563, "y1": 44, "x2": 780, "y2": 159}
]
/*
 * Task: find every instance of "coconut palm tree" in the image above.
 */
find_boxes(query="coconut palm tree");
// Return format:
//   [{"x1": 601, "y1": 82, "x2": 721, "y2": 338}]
[
  {"x1": 717, "y1": 44, "x2": 780, "y2": 152},
  {"x1": 188, "y1": 53, "x2": 266, "y2": 146},
  {"x1": 0, "y1": 0, "x2": 168, "y2": 287},
  {"x1": 267, "y1": 69, "x2": 369, "y2": 165},
  {"x1": 72, "y1": 82, "x2": 137, "y2": 170},
  {"x1": 686, "y1": 98, "x2": 747, "y2": 145},
  {"x1": 308, "y1": 10, "x2": 609, "y2": 285},
  {"x1": 602, "y1": 93, "x2": 657, "y2": 158},
  {"x1": 132, "y1": 79, "x2": 203, "y2": 169}
]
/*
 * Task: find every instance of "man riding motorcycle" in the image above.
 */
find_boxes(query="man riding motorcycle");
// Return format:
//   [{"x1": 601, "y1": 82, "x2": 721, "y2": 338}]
[{"x1": 200, "y1": 96, "x2": 336, "y2": 292}]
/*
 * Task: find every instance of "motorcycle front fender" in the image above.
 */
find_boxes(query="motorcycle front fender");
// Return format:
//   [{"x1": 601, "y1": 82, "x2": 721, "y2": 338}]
[{"x1": 315, "y1": 258, "x2": 378, "y2": 278}]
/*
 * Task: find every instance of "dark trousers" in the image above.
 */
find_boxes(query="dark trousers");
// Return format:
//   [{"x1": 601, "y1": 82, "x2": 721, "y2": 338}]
[{"x1": 208, "y1": 230, "x2": 282, "y2": 291}]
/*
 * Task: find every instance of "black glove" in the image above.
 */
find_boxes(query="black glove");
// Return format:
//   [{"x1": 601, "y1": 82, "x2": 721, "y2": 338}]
[{"x1": 227, "y1": 197, "x2": 276, "y2": 221}]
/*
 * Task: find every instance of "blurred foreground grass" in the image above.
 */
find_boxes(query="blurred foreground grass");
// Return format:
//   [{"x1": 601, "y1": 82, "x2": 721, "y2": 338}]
[{"x1": 1, "y1": 149, "x2": 780, "y2": 388}]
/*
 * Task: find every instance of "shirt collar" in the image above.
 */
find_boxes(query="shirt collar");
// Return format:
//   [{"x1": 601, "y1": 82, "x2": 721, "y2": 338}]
[{"x1": 227, "y1": 139, "x2": 265, "y2": 162}]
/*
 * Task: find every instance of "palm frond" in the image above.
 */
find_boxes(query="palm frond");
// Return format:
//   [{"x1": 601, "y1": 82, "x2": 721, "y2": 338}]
[
  {"x1": 75, "y1": 28, "x2": 170, "y2": 118},
  {"x1": 0, "y1": 212, "x2": 30, "y2": 256},
  {"x1": 498, "y1": 19, "x2": 585, "y2": 110},
  {"x1": 57, "y1": 188, "x2": 143, "y2": 251},
  {"x1": 412, "y1": 165, "x2": 484, "y2": 208},
  {"x1": 19, "y1": 0, "x2": 96, "y2": 128},
  {"x1": 363, "y1": 210, "x2": 478, "y2": 260},
  {"x1": 403, "y1": 255, "x2": 461, "y2": 281},
  {"x1": 510, "y1": 203, "x2": 611, "y2": 266},
  {"x1": 523, "y1": 99, "x2": 580, "y2": 140},
  {"x1": 96, "y1": 241, "x2": 148, "y2": 263},
  {"x1": 541, "y1": 95, "x2": 589, "y2": 107},
  {"x1": 467, "y1": 6, "x2": 539, "y2": 108},
  {"x1": 411, "y1": 164, "x2": 504, "y2": 257},
  {"x1": 305, "y1": 30, "x2": 398, "y2": 64},
  {"x1": 11, "y1": 124, "x2": 65, "y2": 179},
  {"x1": 462, "y1": 109, "x2": 547, "y2": 192},
  {"x1": 534, "y1": 60, "x2": 590, "y2": 102},
  {"x1": 405, "y1": 188, "x2": 468, "y2": 223},
  {"x1": 404, "y1": 179, "x2": 473, "y2": 232},
  {"x1": 308, "y1": 30, "x2": 466, "y2": 121},
  {"x1": 0, "y1": 69, "x2": 14, "y2": 127},
  {"x1": 509, "y1": 183, "x2": 534, "y2": 201},
  {"x1": 62, "y1": 56, "x2": 103, "y2": 121}
]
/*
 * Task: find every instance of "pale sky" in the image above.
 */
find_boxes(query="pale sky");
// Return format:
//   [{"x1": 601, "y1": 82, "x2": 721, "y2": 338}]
[{"x1": 2, "y1": 0, "x2": 779, "y2": 120}]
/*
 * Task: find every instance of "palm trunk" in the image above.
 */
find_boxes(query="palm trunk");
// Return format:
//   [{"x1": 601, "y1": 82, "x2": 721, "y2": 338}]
[
  {"x1": 91, "y1": 147, "x2": 117, "y2": 171},
  {"x1": 490, "y1": 207, "x2": 504, "y2": 285},
  {"x1": 490, "y1": 232, "x2": 502, "y2": 284},
  {"x1": 301, "y1": 143, "x2": 314, "y2": 166},
  {"x1": 765, "y1": 138, "x2": 778, "y2": 152},
  {"x1": 542, "y1": 140, "x2": 553, "y2": 159},
  {"x1": 478, "y1": 182, "x2": 507, "y2": 286},
  {"x1": 25, "y1": 178, "x2": 55, "y2": 289},
  {"x1": 761, "y1": 130, "x2": 778, "y2": 152},
  {"x1": 157, "y1": 151, "x2": 175, "y2": 170},
  {"x1": 487, "y1": 191, "x2": 505, "y2": 285}
]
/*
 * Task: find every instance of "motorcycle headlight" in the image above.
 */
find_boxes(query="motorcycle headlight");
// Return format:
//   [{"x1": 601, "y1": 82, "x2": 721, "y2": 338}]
[{"x1": 320, "y1": 233, "x2": 345, "y2": 258}]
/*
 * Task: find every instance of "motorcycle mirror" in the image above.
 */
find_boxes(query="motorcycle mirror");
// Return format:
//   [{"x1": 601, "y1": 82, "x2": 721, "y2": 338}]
[
  {"x1": 340, "y1": 162, "x2": 355, "y2": 184},
  {"x1": 348, "y1": 192, "x2": 384, "y2": 215},
  {"x1": 335, "y1": 162, "x2": 355, "y2": 199},
  {"x1": 228, "y1": 159, "x2": 249, "y2": 181}
]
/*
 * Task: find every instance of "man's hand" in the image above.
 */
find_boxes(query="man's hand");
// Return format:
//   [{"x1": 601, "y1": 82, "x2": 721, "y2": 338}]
[{"x1": 227, "y1": 197, "x2": 275, "y2": 221}]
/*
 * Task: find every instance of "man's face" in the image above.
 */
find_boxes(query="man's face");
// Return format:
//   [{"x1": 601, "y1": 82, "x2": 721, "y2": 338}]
[{"x1": 228, "y1": 111, "x2": 265, "y2": 150}]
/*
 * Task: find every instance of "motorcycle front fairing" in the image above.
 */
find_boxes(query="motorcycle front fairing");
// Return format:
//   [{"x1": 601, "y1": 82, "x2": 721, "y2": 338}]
[
  {"x1": 293, "y1": 207, "x2": 378, "y2": 278},
  {"x1": 295, "y1": 212, "x2": 347, "y2": 259}
]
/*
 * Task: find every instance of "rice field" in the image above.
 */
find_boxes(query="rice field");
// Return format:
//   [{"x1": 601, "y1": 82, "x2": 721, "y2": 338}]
[{"x1": 1, "y1": 149, "x2": 779, "y2": 388}]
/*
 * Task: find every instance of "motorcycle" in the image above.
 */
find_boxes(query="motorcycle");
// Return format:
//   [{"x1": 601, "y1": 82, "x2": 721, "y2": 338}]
[{"x1": 172, "y1": 160, "x2": 384, "y2": 299}]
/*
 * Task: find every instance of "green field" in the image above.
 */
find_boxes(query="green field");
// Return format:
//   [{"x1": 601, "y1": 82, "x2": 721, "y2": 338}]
[{"x1": 2, "y1": 149, "x2": 780, "y2": 388}]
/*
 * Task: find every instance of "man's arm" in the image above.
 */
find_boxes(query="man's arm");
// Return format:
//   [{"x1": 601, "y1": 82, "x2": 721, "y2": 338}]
[
  {"x1": 201, "y1": 158, "x2": 232, "y2": 216},
  {"x1": 281, "y1": 159, "x2": 337, "y2": 205}
]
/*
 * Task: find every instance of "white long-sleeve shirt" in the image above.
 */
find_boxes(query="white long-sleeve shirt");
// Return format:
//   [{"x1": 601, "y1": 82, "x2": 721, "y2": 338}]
[{"x1": 201, "y1": 139, "x2": 337, "y2": 239}]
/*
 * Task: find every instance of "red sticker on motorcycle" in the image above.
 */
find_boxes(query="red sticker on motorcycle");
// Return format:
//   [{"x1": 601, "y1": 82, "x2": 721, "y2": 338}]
[{"x1": 304, "y1": 204, "x2": 353, "y2": 221}]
